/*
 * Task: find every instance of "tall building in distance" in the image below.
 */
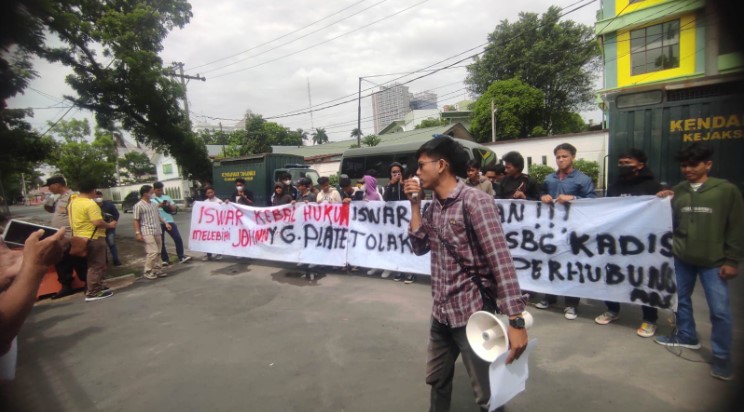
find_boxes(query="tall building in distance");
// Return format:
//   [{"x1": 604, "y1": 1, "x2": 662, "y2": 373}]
[
  {"x1": 410, "y1": 91, "x2": 438, "y2": 110},
  {"x1": 371, "y1": 83, "x2": 412, "y2": 134}
]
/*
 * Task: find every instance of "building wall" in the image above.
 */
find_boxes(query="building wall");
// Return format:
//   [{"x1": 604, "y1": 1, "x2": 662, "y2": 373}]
[{"x1": 485, "y1": 131, "x2": 610, "y2": 189}]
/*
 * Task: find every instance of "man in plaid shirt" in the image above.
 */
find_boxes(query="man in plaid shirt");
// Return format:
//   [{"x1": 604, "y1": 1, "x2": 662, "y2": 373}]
[{"x1": 405, "y1": 137, "x2": 528, "y2": 412}]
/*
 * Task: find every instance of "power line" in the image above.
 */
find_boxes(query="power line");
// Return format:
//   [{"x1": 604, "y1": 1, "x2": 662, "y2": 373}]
[
  {"x1": 209, "y1": 0, "x2": 432, "y2": 79},
  {"x1": 195, "y1": 0, "x2": 388, "y2": 75},
  {"x1": 262, "y1": 0, "x2": 596, "y2": 120}
]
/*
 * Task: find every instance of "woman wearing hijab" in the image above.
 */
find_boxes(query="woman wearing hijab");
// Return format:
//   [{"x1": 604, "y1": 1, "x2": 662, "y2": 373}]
[{"x1": 363, "y1": 174, "x2": 381, "y2": 201}]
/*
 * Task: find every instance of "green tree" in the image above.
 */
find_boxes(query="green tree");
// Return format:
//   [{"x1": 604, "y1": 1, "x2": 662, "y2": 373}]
[
  {"x1": 573, "y1": 159, "x2": 600, "y2": 187},
  {"x1": 466, "y1": 6, "x2": 599, "y2": 134},
  {"x1": 527, "y1": 163, "x2": 555, "y2": 185},
  {"x1": 0, "y1": 109, "x2": 56, "y2": 207},
  {"x1": 47, "y1": 119, "x2": 117, "y2": 189},
  {"x1": 118, "y1": 151, "x2": 156, "y2": 183},
  {"x1": 1, "y1": 0, "x2": 212, "y2": 181},
  {"x1": 197, "y1": 128, "x2": 230, "y2": 145},
  {"x1": 350, "y1": 128, "x2": 363, "y2": 144},
  {"x1": 361, "y1": 134, "x2": 381, "y2": 147},
  {"x1": 415, "y1": 118, "x2": 448, "y2": 129},
  {"x1": 470, "y1": 78, "x2": 544, "y2": 142},
  {"x1": 312, "y1": 128, "x2": 329, "y2": 145}
]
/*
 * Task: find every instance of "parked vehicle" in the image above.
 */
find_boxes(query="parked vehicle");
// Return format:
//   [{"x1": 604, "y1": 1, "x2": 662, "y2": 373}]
[
  {"x1": 212, "y1": 153, "x2": 320, "y2": 206},
  {"x1": 340, "y1": 138, "x2": 499, "y2": 186},
  {"x1": 121, "y1": 191, "x2": 139, "y2": 213}
]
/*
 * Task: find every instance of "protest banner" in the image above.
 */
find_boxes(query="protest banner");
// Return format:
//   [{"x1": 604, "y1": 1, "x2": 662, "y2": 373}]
[{"x1": 189, "y1": 196, "x2": 675, "y2": 310}]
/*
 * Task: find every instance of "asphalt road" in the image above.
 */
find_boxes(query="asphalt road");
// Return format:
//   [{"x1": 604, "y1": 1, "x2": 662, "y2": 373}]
[{"x1": 2, "y1": 206, "x2": 743, "y2": 411}]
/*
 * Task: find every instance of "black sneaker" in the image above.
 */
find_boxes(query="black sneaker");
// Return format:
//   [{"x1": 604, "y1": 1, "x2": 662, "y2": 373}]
[
  {"x1": 51, "y1": 286, "x2": 74, "y2": 300},
  {"x1": 404, "y1": 274, "x2": 416, "y2": 284},
  {"x1": 85, "y1": 290, "x2": 114, "y2": 302},
  {"x1": 393, "y1": 273, "x2": 403, "y2": 282}
]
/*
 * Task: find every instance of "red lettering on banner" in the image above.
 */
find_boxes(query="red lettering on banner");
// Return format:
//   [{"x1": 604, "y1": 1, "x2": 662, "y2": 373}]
[
  {"x1": 191, "y1": 230, "x2": 231, "y2": 241},
  {"x1": 231, "y1": 228, "x2": 276, "y2": 247},
  {"x1": 198, "y1": 206, "x2": 244, "y2": 226},
  {"x1": 302, "y1": 204, "x2": 349, "y2": 227}
]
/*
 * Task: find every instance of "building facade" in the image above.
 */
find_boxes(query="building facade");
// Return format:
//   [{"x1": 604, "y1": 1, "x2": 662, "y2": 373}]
[
  {"x1": 371, "y1": 83, "x2": 412, "y2": 134},
  {"x1": 595, "y1": 0, "x2": 744, "y2": 191}
]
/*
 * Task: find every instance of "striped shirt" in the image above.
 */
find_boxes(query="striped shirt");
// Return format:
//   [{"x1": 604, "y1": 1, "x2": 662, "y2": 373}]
[
  {"x1": 410, "y1": 182, "x2": 525, "y2": 327},
  {"x1": 133, "y1": 199, "x2": 162, "y2": 236}
]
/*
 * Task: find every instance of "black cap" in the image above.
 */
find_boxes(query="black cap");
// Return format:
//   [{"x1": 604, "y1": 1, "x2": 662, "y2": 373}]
[{"x1": 43, "y1": 175, "x2": 66, "y2": 187}]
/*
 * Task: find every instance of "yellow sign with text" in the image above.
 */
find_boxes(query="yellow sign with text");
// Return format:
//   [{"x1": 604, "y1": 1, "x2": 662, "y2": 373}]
[{"x1": 670, "y1": 114, "x2": 744, "y2": 142}]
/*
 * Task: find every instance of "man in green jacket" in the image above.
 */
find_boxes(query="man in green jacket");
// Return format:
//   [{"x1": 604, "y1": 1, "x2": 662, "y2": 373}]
[{"x1": 655, "y1": 143, "x2": 744, "y2": 381}]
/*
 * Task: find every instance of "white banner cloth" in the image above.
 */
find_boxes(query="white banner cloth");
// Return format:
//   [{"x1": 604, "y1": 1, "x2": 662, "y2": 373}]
[{"x1": 190, "y1": 197, "x2": 676, "y2": 310}]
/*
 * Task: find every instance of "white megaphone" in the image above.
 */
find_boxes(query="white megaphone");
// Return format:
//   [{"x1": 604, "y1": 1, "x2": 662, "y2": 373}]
[{"x1": 466, "y1": 311, "x2": 534, "y2": 362}]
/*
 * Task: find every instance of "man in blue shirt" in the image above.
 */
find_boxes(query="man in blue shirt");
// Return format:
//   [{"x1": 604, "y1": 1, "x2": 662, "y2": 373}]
[
  {"x1": 536, "y1": 143, "x2": 596, "y2": 320},
  {"x1": 152, "y1": 182, "x2": 191, "y2": 265}
]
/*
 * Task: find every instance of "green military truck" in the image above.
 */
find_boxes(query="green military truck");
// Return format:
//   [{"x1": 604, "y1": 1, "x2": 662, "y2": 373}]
[
  {"x1": 212, "y1": 154, "x2": 320, "y2": 206},
  {"x1": 606, "y1": 81, "x2": 744, "y2": 194}
]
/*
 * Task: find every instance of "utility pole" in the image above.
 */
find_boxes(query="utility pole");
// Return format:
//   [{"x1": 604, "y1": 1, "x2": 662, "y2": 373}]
[
  {"x1": 491, "y1": 99, "x2": 498, "y2": 143},
  {"x1": 357, "y1": 77, "x2": 362, "y2": 147},
  {"x1": 307, "y1": 78, "x2": 315, "y2": 130},
  {"x1": 169, "y1": 62, "x2": 206, "y2": 127}
]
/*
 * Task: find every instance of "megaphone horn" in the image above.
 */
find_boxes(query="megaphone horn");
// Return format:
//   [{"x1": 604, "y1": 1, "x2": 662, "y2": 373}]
[{"x1": 466, "y1": 311, "x2": 533, "y2": 362}]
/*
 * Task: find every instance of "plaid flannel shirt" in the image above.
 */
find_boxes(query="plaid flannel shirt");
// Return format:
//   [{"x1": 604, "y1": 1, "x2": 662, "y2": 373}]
[{"x1": 410, "y1": 182, "x2": 525, "y2": 327}]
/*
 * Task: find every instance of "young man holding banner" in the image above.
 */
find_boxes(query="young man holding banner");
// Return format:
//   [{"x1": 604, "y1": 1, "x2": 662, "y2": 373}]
[
  {"x1": 594, "y1": 149, "x2": 662, "y2": 337},
  {"x1": 655, "y1": 143, "x2": 744, "y2": 381},
  {"x1": 536, "y1": 143, "x2": 596, "y2": 320},
  {"x1": 405, "y1": 136, "x2": 528, "y2": 412}
]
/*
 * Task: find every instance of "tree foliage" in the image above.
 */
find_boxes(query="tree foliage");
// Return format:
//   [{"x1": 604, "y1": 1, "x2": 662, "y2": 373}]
[
  {"x1": 1, "y1": 0, "x2": 212, "y2": 181},
  {"x1": 361, "y1": 134, "x2": 381, "y2": 147},
  {"x1": 470, "y1": 78, "x2": 544, "y2": 142},
  {"x1": 573, "y1": 159, "x2": 600, "y2": 187},
  {"x1": 118, "y1": 151, "x2": 156, "y2": 183},
  {"x1": 312, "y1": 128, "x2": 329, "y2": 145},
  {"x1": 466, "y1": 6, "x2": 599, "y2": 134},
  {"x1": 527, "y1": 163, "x2": 555, "y2": 185},
  {"x1": 47, "y1": 119, "x2": 118, "y2": 189},
  {"x1": 222, "y1": 112, "x2": 315, "y2": 157},
  {"x1": 414, "y1": 118, "x2": 448, "y2": 129}
]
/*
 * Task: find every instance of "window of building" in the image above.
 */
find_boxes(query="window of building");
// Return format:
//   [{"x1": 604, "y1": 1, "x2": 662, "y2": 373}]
[
  {"x1": 163, "y1": 163, "x2": 173, "y2": 175},
  {"x1": 630, "y1": 20, "x2": 680, "y2": 76}
]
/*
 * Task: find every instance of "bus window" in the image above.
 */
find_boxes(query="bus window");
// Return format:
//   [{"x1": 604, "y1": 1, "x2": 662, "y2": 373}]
[
  {"x1": 366, "y1": 155, "x2": 396, "y2": 177},
  {"x1": 341, "y1": 157, "x2": 366, "y2": 179}
]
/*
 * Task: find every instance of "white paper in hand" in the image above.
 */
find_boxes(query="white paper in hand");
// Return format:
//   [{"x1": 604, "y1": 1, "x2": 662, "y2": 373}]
[{"x1": 487, "y1": 338, "x2": 537, "y2": 411}]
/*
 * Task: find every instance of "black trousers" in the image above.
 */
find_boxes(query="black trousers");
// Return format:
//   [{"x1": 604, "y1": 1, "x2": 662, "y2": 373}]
[
  {"x1": 55, "y1": 250, "x2": 88, "y2": 286},
  {"x1": 426, "y1": 317, "x2": 490, "y2": 412}
]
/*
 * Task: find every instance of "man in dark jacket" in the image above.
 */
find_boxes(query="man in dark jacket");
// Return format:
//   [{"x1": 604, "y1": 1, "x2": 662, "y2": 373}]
[
  {"x1": 497, "y1": 151, "x2": 540, "y2": 200},
  {"x1": 228, "y1": 178, "x2": 255, "y2": 206},
  {"x1": 593, "y1": 149, "x2": 661, "y2": 337},
  {"x1": 655, "y1": 143, "x2": 743, "y2": 381},
  {"x1": 95, "y1": 191, "x2": 121, "y2": 266},
  {"x1": 383, "y1": 162, "x2": 406, "y2": 201}
]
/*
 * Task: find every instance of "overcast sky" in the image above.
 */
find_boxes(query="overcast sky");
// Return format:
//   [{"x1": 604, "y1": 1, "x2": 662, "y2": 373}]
[{"x1": 8, "y1": 0, "x2": 601, "y2": 143}]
